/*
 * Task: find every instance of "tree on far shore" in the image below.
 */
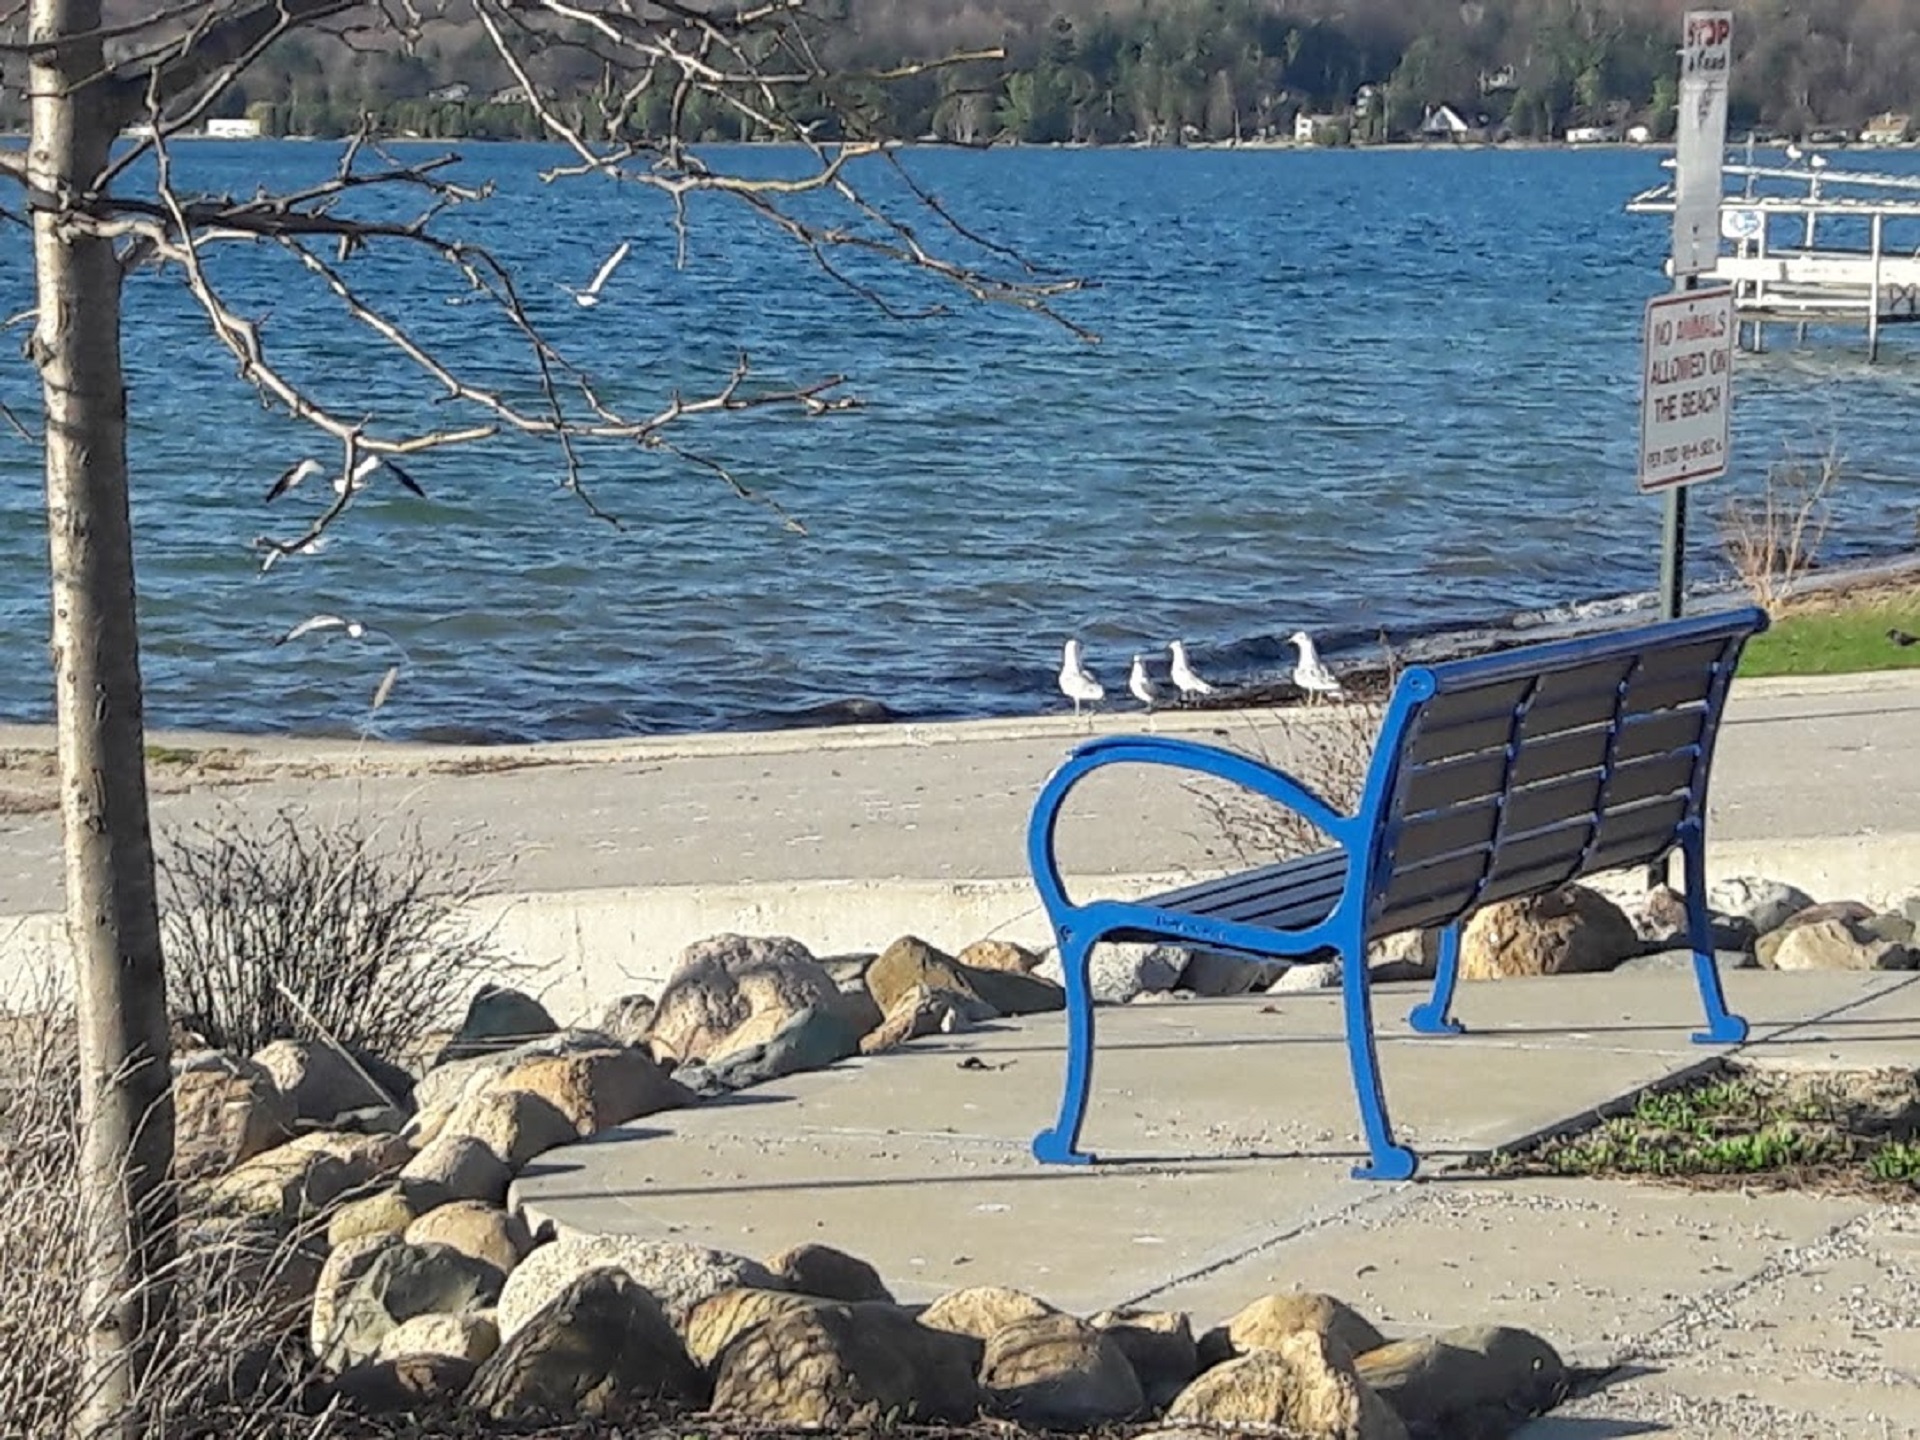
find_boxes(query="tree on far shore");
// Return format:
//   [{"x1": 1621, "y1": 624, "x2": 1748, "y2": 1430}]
[{"x1": 0, "y1": 1, "x2": 1087, "y2": 1432}]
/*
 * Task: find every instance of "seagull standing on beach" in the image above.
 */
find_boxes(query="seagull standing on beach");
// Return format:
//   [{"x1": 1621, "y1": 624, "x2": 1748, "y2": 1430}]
[
  {"x1": 1058, "y1": 639, "x2": 1104, "y2": 716},
  {"x1": 1127, "y1": 654, "x2": 1163, "y2": 710},
  {"x1": 563, "y1": 240, "x2": 631, "y2": 307},
  {"x1": 1288, "y1": 630, "x2": 1345, "y2": 702},
  {"x1": 1167, "y1": 641, "x2": 1216, "y2": 703}
]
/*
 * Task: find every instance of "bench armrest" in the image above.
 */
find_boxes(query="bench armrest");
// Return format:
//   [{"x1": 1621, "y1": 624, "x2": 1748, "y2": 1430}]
[{"x1": 1026, "y1": 735, "x2": 1358, "y2": 916}]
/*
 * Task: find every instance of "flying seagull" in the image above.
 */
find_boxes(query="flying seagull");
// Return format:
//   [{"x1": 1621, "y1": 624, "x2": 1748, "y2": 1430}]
[
  {"x1": 1128, "y1": 654, "x2": 1163, "y2": 711},
  {"x1": 275, "y1": 613, "x2": 370, "y2": 645},
  {"x1": 563, "y1": 240, "x2": 631, "y2": 308},
  {"x1": 1057, "y1": 639, "x2": 1104, "y2": 716},
  {"x1": 1288, "y1": 630, "x2": 1345, "y2": 702},
  {"x1": 267, "y1": 454, "x2": 426, "y2": 502},
  {"x1": 1168, "y1": 640, "x2": 1216, "y2": 703}
]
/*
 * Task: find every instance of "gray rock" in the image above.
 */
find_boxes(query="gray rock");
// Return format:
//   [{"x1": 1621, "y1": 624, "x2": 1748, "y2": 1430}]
[
  {"x1": 766, "y1": 1243, "x2": 893, "y2": 1304},
  {"x1": 648, "y1": 934, "x2": 838, "y2": 1066},
  {"x1": 1267, "y1": 960, "x2": 1342, "y2": 992},
  {"x1": 1037, "y1": 942, "x2": 1187, "y2": 1004},
  {"x1": 1089, "y1": 1308, "x2": 1197, "y2": 1410},
  {"x1": 436, "y1": 985, "x2": 558, "y2": 1066},
  {"x1": 1367, "y1": 931, "x2": 1437, "y2": 982},
  {"x1": 311, "y1": 1235, "x2": 401, "y2": 1364},
  {"x1": 1180, "y1": 950, "x2": 1286, "y2": 996},
  {"x1": 1867, "y1": 910, "x2": 1918, "y2": 947},
  {"x1": 1625, "y1": 885, "x2": 1756, "y2": 952},
  {"x1": 400, "y1": 1134, "x2": 512, "y2": 1205},
  {"x1": 981, "y1": 1313, "x2": 1144, "y2": 1425},
  {"x1": 1903, "y1": 894, "x2": 1920, "y2": 927},
  {"x1": 253, "y1": 1039, "x2": 399, "y2": 1124},
  {"x1": 497, "y1": 1236, "x2": 779, "y2": 1336},
  {"x1": 468, "y1": 1268, "x2": 704, "y2": 1421},
  {"x1": 333, "y1": 1353, "x2": 477, "y2": 1413},
  {"x1": 673, "y1": 1004, "x2": 864, "y2": 1096},
  {"x1": 1613, "y1": 947, "x2": 1758, "y2": 973},
  {"x1": 1353, "y1": 1323, "x2": 1567, "y2": 1431},
  {"x1": 324, "y1": 1241, "x2": 505, "y2": 1369},
  {"x1": 711, "y1": 1301, "x2": 980, "y2": 1426},
  {"x1": 1709, "y1": 876, "x2": 1817, "y2": 936}
]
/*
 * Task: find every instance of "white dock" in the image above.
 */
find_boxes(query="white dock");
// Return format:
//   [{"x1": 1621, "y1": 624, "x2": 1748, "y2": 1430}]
[{"x1": 1628, "y1": 159, "x2": 1920, "y2": 360}]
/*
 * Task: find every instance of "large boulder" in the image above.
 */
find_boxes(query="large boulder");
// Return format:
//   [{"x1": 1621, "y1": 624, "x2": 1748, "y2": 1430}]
[
  {"x1": 405, "y1": 1200, "x2": 533, "y2": 1277},
  {"x1": 440, "y1": 1085, "x2": 578, "y2": 1170},
  {"x1": 254, "y1": 1038, "x2": 404, "y2": 1124},
  {"x1": 496, "y1": 1048, "x2": 692, "y2": 1136},
  {"x1": 498, "y1": 1236, "x2": 778, "y2": 1336},
  {"x1": 684, "y1": 1288, "x2": 827, "y2": 1369},
  {"x1": 1167, "y1": 1330, "x2": 1407, "y2": 1439},
  {"x1": 411, "y1": 1029, "x2": 621, "y2": 1119},
  {"x1": 399, "y1": 1135, "x2": 511, "y2": 1206},
  {"x1": 326, "y1": 1182, "x2": 446, "y2": 1249},
  {"x1": 467, "y1": 1269, "x2": 705, "y2": 1421},
  {"x1": 867, "y1": 936, "x2": 1063, "y2": 1018},
  {"x1": 674, "y1": 1005, "x2": 865, "y2": 1097},
  {"x1": 172, "y1": 1051, "x2": 294, "y2": 1179},
  {"x1": 209, "y1": 1130, "x2": 409, "y2": 1221},
  {"x1": 1761, "y1": 917, "x2": 1917, "y2": 972},
  {"x1": 647, "y1": 934, "x2": 839, "y2": 1066},
  {"x1": 1710, "y1": 876, "x2": 1817, "y2": 936},
  {"x1": 323, "y1": 1241, "x2": 505, "y2": 1370},
  {"x1": 312, "y1": 1235, "x2": 401, "y2": 1364},
  {"x1": 1354, "y1": 1324, "x2": 1568, "y2": 1431},
  {"x1": 1037, "y1": 942, "x2": 1188, "y2": 1004},
  {"x1": 766, "y1": 1243, "x2": 893, "y2": 1304},
  {"x1": 918, "y1": 1285, "x2": 1058, "y2": 1341},
  {"x1": 1201, "y1": 1291, "x2": 1386, "y2": 1367},
  {"x1": 710, "y1": 1301, "x2": 981, "y2": 1425},
  {"x1": 434, "y1": 985, "x2": 558, "y2": 1065},
  {"x1": 1459, "y1": 886, "x2": 1639, "y2": 980},
  {"x1": 1090, "y1": 1308, "x2": 1198, "y2": 1408},
  {"x1": 980, "y1": 1313, "x2": 1144, "y2": 1425}
]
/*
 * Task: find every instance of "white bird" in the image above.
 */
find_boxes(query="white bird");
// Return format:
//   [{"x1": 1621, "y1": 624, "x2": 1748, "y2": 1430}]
[
  {"x1": 1288, "y1": 630, "x2": 1345, "y2": 701},
  {"x1": 1057, "y1": 639, "x2": 1104, "y2": 716},
  {"x1": 1167, "y1": 640, "x2": 1216, "y2": 702},
  {"x1": 267, "y1": 454, "x2": 426, "y2": 502},
  {"x1": 275, "y1": 613, "x2": 368, "y2": 645},
  {"x1": 265, "y1": 457, "x2": 323, "y2": 501},
  {"x1": 563, "y1": 240, "x2": 631, "y2": 307},
  {"x1": 1786, "y1": 141, "x2": 1804, "y2": 163},
  {"x1": 1127, "y1": 654, "x2": 1162, "y2": 710},
  {"x1": 1809, "y1": 153, "x2": 1830, "y2": 171}
]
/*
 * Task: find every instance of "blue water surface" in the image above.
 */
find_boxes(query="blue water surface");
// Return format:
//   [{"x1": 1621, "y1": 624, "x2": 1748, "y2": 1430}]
[{"x1": 1, "y1": 143, "x2": 1916, "y2": 740}]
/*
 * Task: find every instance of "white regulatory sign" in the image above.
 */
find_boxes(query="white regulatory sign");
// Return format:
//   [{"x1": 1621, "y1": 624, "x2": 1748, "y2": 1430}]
[
  {"x1": 1639, "y1": 287, "x2": 1735, "y2": 493},
  {"x1": 1673, "y1": 11, "x2": 1732, "y2": 278}
]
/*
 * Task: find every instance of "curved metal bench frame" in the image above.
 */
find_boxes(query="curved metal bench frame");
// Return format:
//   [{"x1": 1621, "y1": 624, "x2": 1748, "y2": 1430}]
[{"x1": 1026, "y1": 608, "x2": 1767, "y2": 1182}]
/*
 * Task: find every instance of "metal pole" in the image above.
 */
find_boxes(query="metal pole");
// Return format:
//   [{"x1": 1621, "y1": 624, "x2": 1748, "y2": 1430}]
[{"x1": 1660, "y1": 266, "x2": 1700, "y2": 622}]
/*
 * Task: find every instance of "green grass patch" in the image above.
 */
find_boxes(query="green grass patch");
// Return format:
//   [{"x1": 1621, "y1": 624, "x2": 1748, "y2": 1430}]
[
  {"x1": 1739, "y1": 584, "x2": 1920, "y2": 678},
  {"x1": 1479, "y1": 1065, "x2": 1920, "y2": 1196}
]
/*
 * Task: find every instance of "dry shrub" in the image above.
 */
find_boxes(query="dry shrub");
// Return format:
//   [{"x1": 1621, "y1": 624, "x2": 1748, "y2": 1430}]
[
  {"x1": 160, "y1": 807, "x2": 505, "y2": 1061},
  {"x1": 0, "y1": 1004, "x2": 324, "y2": 1437},
  {"x1": 1718, "y1": 439, "x2": 1845, "y2": 614}
]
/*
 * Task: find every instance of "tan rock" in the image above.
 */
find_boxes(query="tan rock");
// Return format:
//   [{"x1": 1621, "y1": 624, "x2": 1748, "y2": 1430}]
[
  {"x1": 1091, "y1": 1307, "x2": 1198, "y2": 1407},
  {"x1": 918, "y1": 1284, "x2": 1058, "y2": 1341},
  {"x1": 858, "y1": 984, "x2": 988, "y2": 1055},
  {"x1": 1459, "y1": 885, "x2": 1639, "y2": 980},
  {"x1": 210, "y1": 1129, "x2": 407, "y2": 1220},
  {"x1": 172, "y1": 1052, "x2": 294, "y2": 1180},
  {"x1": 327, "y1": 1183, "x2": 445, "y2": 1249},
  {"x1": 980, "y1": 1312, "x2": 1144, "y2": 1424},
  {"x1": 443, "y1": 1085, "x2": 579, "y2": 1170},
  {"x1": 405, "y1": 1200, "x2": 532, "y2": 1276},
  {"x1": 325, "y1": 1241, "x2": 506, "y2": 1370},
  {"x1": 400, "y1": 1134, "x2": 512, "y2": 1205},
  {"x1": 647, "y1": 934, "x2": 838, "y2": 1065},
  {"x1": 1204, "y1": 1291, "x2": 1386, "y2": 1366},
  {"x1": 500, "y1": 1049, "x2": 692, "y2": 1136},
  {"x1": 958, "y1": 939, "x2": 1042, "y2": 974},
  {"x1": 867, "y1": 935, "x2": 979, "y2": 1013},
  {"x1": 1354, "y1": 1325, "x2": 1567, "y2": 1430},
  {"x1": 374, "y1": 1311, "x2": 501, "y2": 1365},
  {"x1": 468, "y1": 1269, "x2": 705, "y2": 1420},
  {"x1": 766, "y1": 1242, "x2": 894, "y2": 1303},
  {"x1": 1167, "y1": 1330, "x2": 1407, "y2": 1438},
  {"x1": 711, "y1": 1301, "x2": 980, "y2": 1425},
  {"x1": 684, "y1": 1287, "x2": 825, "y2": 1368},
  {"x1": 1763, "y1": 918, "x2": 1916, "y2": 972}
]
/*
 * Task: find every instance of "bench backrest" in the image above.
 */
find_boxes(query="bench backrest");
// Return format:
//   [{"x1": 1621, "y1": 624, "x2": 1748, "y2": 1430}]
[{"x1": 1357, "y1": 607, "x2": 1767, "y2": 939}]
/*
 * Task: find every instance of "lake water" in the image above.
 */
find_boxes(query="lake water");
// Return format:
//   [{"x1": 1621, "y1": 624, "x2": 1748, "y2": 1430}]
[{"x1": 2, "y1": 143, "x2": 1918, "y2": 741}]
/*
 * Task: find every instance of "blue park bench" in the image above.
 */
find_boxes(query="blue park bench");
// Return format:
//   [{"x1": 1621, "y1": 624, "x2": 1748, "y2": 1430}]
[{"x1": 1025, "y1": 607, "x2": 1769, "y2": 1181}]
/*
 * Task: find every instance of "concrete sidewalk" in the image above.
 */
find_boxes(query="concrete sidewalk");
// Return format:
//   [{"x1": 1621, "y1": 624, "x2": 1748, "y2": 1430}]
[{"x1": 514, "y1": 968, "x2": 1920, "y2": 1439}]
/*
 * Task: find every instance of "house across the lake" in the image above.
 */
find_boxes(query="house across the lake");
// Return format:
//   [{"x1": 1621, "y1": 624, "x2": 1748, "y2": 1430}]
[
  {"x1": 1294, "y1": 111, "x2": 1343, "y2": 144},
  {"x1": 1419, "y1": 105, "x2": 1488, "y2": 142},
  {"x1": 1565, "y1": 124, "x2": 1620, "y2": 145},
  {"x1": 203, "y1": 117, "x2": 262, "y2": 140},
  {"x1": 1861, "y1": 112, "x2": 1913, "y2": 145}
]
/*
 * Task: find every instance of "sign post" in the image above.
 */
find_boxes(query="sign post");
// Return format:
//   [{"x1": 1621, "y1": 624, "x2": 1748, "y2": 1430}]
[{"x1": 1652, "y1": 9, "x2": 1733, "y2": 619}]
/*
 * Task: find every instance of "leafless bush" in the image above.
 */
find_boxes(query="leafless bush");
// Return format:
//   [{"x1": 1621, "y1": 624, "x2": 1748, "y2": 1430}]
[
  {"x1": 160, "y1": 807, "x2": 506, "y2": 1062},
  {"x1": 0, "y1": 1005, "x2": 322, "y2": 1436},
  {"x1": 1718, "y1": 440, "x2": 1845, "y2": 614}
]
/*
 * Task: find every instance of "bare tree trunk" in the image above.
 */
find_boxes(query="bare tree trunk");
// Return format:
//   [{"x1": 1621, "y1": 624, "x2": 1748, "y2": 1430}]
[{"x1": 27, "y1": 1, "x2": 176, "y2": 1434}]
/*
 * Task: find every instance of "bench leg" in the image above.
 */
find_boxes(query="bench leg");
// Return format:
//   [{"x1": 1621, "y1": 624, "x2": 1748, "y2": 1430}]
[
  {"x1": 1032, "y1": 927, "x2": 1098, "y2": 1166},
  {"x1": 1681, "y1": 830, "x2": 1749, "y2": 1046},
  {"x1": 1341, "y1": 940, "x2": 1419, "y2": 1182},
  {"x1": 1407, "y1": 922, "x2": 1465, "y2": 1035}
]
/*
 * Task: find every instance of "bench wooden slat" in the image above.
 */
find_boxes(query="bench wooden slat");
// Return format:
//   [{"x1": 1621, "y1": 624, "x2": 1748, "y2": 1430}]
[{"x1": 1147, "y1": 850, "x2": 1348, "y2": 931}]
